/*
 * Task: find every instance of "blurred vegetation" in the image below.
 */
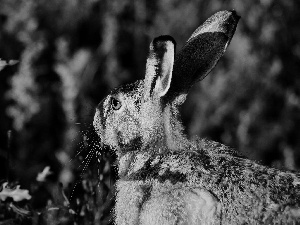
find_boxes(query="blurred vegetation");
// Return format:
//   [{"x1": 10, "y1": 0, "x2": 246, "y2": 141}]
[{"x1": 1, "y1": 0, "x2": 300, "y2": 224}]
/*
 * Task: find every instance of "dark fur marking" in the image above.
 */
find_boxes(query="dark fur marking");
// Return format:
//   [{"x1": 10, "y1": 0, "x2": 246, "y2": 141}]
[
  {"x1": 157, "y1": 169, "x2": 188, "y2": 184},
  {"x1": 134, "y1": 98, "x2": 141, "y2": 111},
  {"x1": 129, "y1": 159, "x2": 159, "y2": 181},
  {"x1": 139, "y1": 185, "x2": 152, "y2": 207},
  {"x1": 268, "y1": 173, "x2": 300, "y2": 206},
  {"x1": 190, "y1": 150, "x2": 212, "y2": 171},
  {"x1": 127, "y1": 155, "x2": 188, "y2": 184},
  {"x1": 118, "y1": 135, "x2": 143, "y2": 153},
  {"x1": 97, "y1": 99, "x2": 106, "y2": 130}
]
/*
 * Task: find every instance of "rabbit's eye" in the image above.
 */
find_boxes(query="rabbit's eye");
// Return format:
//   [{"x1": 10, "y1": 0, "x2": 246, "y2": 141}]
[{"x1": 111, "y1": 97, "x2": 122, "y2": 110}]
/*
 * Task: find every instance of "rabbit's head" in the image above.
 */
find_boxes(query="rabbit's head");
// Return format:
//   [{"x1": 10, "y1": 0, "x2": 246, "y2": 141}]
[{"x1": 94, "y1": 10, "x2": 240, "y2": 155}]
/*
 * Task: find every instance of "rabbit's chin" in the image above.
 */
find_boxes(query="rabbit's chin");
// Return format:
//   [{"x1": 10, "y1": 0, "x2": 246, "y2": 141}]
[
  {"x1": 100, "y1": 131, "x2": 143, "y2": 155},
  {"x1": 117, "y1": 135, "x2": 143, "y2": 154}
]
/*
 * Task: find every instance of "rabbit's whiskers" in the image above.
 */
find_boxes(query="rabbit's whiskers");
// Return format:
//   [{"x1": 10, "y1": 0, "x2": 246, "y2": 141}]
[{"x1": 69, "y1": 126, "x2": 105, "y2": 201}]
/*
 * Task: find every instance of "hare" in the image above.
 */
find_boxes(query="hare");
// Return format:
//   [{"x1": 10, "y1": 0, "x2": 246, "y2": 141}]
[{"x1": 93, "y1": 10, "x2": 300, "y2": 224}]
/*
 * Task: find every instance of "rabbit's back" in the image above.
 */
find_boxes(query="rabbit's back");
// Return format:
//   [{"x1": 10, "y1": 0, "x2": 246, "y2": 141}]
[{"x1": 197, "y1": 139, "x2": 300, "y2": 223}]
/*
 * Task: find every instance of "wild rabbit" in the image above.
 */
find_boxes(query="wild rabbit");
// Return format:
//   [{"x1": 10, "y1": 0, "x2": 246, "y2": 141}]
[{"x1": 93, "y1": 10, "x2": 300, "y2": 224}]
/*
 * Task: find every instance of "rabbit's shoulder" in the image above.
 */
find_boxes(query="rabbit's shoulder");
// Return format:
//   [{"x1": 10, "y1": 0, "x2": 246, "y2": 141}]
[
  {"x1": 115, "y1": 146, "x2": 223, "y2": 225},
  {"x1": 116, "y1": 140, "x2": 300, "y2": 224},
  {"x1": 116, "y1": 179, "x2": 221, "y2": 225}
]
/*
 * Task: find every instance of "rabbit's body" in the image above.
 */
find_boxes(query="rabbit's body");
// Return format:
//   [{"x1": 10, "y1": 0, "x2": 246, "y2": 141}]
[
  {"x1": 93, "y1": 10, "x2": 300, "y2": 224},
  {"x1": 115, "y1": 137, "x2": 300, "y2": 224}
]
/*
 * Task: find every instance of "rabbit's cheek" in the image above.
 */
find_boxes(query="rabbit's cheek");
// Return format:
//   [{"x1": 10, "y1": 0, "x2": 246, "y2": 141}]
[
  {"x1": 103, "y1": 125, "x2": 119, "y2": 148},
  {"x1": 140, "y1": 101, "x2": 164, "y2": 137},
  {"x1": 115, "y1": 116, "x2": 141, "y2": 147}
]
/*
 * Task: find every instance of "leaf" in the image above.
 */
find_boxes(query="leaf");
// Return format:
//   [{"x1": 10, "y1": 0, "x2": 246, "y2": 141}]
[
  {"x1": 9, "y1": 202, "x2": 32, "y2": 216},
  {"x1": 0, "y1": 182, "x2": 31, "y2": 202},
  {"x1": 0, "y1": 59, "x2": 8, "y2": 71},
  {"x1": 36, "y1": 166, "x2": 52, "y2": 182},
  {"x1": 0, "y1": 59, "x2": 19, "y2": 71},
  {"x1": 8, "y1": 60, "x2": 19, "y2": 66}
]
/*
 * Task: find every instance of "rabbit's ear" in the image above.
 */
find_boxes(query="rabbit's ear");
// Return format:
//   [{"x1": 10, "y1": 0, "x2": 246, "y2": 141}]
[
  {"x1": 166, "y1": 10, "x2": 240, "y2": 102},
  {"x1": 144, "y1": 35, "x2": 176, "y2": 99}
]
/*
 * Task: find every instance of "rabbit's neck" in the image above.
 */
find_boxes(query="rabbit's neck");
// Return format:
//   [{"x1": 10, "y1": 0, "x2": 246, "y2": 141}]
[
  {"x1": 117, "y1": 150, "x2": 154, "y2": 179},
  {"x1": 117, "y1": 104, "x2": 191, "y2": 178},
  {"x1": 162, "y1": 103, "x2": 190, "y2": 151},
  {"x1": 140, "y1": 103, "x2": 190, "y2": 152}
]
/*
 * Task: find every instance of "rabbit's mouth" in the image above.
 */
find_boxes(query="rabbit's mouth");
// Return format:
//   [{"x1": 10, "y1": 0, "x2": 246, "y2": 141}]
[{"x1": 94, "y1": 107, "x2": 143, "y2": 153}]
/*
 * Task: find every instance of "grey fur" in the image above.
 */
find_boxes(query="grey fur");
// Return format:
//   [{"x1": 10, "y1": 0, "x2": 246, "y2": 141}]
[{"x1": 94, "y1": 10, "x2": 300, "y2": 224}]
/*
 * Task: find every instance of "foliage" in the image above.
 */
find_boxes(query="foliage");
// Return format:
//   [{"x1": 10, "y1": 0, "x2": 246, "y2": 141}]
[{"x1": 0, "y1": 0, "x2": 300, "y2": 224}]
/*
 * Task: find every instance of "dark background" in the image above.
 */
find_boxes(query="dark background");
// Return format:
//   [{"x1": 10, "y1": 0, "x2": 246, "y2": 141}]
[{"x1": 1, "y1": 0, "x2": 300, "y2": 223}]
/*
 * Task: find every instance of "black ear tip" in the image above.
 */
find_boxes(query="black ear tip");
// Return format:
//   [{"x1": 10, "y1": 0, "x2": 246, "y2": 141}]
[
  {"x1": 153, "y1": 35, "x2": 176, "y2": 46},
  {"x1": 229, "y1": 9, "x2": 241, "y2": 21}
]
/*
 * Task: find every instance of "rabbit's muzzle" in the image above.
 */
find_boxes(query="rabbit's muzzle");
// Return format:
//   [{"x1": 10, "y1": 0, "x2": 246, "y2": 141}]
[
  {"x1": 94, "y1": 98, "x2": 142, "y2": 151},
  {"x1": 93, "y1": 108, "x2": 104, "y2": 142}
]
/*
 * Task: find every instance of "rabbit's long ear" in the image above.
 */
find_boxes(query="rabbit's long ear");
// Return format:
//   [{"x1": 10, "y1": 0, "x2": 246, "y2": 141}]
[
  {"x1": 166, "y1": 10, "x2": 240, "y2": 103},
  {"x1": 144, "y1": 35, "x2": 176, "y2": 100}
]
